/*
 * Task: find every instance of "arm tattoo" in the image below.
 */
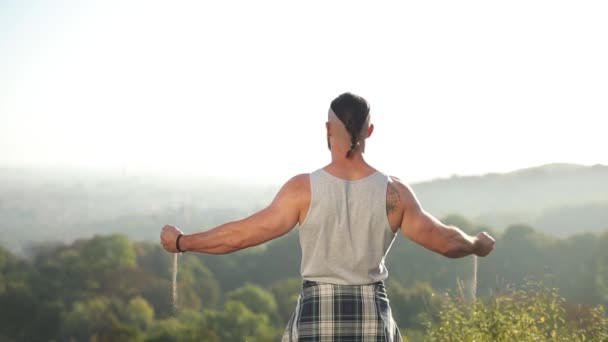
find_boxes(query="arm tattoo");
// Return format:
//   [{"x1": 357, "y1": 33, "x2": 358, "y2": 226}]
[{"x1": 386, "y1": 182, "x2": 401, "y2": 215}]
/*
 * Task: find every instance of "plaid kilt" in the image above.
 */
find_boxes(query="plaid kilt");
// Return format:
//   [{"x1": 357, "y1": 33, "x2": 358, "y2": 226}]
[{"x1": 282, "y1": 280, "x2": 402, "y2": 342}]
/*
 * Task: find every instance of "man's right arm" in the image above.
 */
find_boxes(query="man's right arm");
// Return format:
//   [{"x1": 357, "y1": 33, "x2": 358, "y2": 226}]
[{"x1": 394, "y1": 179, "x2": 494, "y2": 258}]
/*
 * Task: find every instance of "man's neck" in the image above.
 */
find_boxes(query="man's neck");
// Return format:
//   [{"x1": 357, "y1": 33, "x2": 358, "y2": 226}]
[
  {"x1": 328, "y1": 150, "x2": 373, "y2": 171},
  {"x1": 330, "y1": 152, "x2": 364, "y2": 164}
]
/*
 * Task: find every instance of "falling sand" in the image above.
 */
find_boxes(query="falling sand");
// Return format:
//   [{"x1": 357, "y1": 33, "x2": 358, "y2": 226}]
[
  {"x1": 472, "y1": 255, "x2": 478, "y2": 300},
  {"x1": 457, "y1": 255, "x2": 479, "y2": 301},
  {"x1": 173, "y1": 253, "x2": 179, "y2": 311}
]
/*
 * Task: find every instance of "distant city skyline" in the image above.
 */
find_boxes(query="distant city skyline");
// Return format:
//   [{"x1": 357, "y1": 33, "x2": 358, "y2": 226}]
[{"x1": 1, "y1": 0, "x2": 607, "y2": 184}]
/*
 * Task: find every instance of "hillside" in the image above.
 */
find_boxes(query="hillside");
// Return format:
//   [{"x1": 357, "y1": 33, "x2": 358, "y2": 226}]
[
  {"x1": 412, "y1": 163, "x2": 608, "y2": 235},
  {"x1": 0, "y1": 163, "x2": 607, "y2": 252}
]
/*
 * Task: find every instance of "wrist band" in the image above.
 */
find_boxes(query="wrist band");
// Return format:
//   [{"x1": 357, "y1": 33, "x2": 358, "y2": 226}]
[{"x1": 176, "y1": 234, "x2": 186, "y2": 253}]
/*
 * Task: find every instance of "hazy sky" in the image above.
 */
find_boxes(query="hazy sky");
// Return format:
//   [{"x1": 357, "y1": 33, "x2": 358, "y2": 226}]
[{"x1": 1, "y1": 0, "x2": 607, "y2": 184}]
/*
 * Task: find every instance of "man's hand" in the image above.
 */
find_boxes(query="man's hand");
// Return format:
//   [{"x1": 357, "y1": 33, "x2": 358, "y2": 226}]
[
  {"x1": 160, "y1": 224, "x2": 184, "y2": 253},
  {"x1": 473, "y1": 232, "x2": 495, "y2": 257}
]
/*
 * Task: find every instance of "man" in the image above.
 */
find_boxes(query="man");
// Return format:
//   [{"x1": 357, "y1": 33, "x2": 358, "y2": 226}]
[{"x1": 160, "y1": 92, "x2": 495, "y2": 341}]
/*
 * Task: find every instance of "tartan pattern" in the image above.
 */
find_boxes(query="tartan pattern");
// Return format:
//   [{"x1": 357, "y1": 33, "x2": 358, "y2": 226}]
[{"x1": 282, "y1": 281, "x2": 402, "y2": 342}]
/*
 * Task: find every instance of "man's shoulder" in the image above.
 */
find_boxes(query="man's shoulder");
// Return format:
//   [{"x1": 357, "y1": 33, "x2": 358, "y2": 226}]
[
  {"x1": 387, "y1": 175, "x2": 417, "y2": 203},
  {"x1": 387, "y1": 175, "x2": 406, "y2": 188},
  {"x1": 283, "y1": 173, "x2": 311, "y2": 193},
  {"x1": 280, "y1": 174, "x2": 311, "y2": 212}
]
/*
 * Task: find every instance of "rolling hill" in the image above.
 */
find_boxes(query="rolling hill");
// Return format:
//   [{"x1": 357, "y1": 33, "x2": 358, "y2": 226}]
[{"x1": 1, "y1": 163, "x2": 606, "y2": 253}]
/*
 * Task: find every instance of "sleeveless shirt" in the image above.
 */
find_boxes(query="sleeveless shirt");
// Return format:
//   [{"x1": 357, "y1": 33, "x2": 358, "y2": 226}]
[{"x1": 298, "y1": 168, "x2": 398, "y2": 285}]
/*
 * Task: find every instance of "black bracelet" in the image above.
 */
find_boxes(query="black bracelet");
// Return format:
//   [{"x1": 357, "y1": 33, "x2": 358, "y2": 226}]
[{"x1": 176, "y1": 234, "x2": 186, "y2": 253}]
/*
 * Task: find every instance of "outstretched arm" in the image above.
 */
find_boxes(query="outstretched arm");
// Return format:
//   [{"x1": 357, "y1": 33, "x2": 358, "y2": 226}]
[
  {"x1": 394, "y1": 178, "x2": 494, "y2": 258},
  {"x1": 160, "y1": 174, "x2": 308, "y2": 254}
]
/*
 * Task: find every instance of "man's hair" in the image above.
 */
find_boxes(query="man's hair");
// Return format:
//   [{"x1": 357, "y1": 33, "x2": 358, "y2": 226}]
[{"x1": 330, "y1": 92, "x2": 370, "y2": 159}]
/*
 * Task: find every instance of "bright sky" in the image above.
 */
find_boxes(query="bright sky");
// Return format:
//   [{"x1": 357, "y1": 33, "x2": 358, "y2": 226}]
[{"x1": 1, "y1": 0, "x2": 607, "y2": 184}]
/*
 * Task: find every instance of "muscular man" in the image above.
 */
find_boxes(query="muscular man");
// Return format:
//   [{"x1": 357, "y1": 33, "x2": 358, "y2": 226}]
[{"x1": 161, "y1": 92, "x2": 495, "y2": 341}]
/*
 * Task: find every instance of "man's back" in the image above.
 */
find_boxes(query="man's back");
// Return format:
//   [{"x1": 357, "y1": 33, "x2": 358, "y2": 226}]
[{"x1": 299, "y1": 168, "x2": 398, "y2": 285}]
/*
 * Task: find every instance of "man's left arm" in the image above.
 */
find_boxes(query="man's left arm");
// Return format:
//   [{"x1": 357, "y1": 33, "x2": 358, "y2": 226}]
[{"x1": 160, "y1": 174, "x2": 308, "y2": 254}]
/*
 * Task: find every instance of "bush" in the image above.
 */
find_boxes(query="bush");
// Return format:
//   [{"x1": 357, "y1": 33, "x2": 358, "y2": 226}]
[{"x1": 424, "y1": 281, "x2": 608, "y2": 342}]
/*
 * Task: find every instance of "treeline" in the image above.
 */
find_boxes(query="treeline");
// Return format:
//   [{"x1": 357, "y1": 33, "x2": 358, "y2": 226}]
[{"x1": 0, "y1": 216, "x2": 607, "y2": 341}]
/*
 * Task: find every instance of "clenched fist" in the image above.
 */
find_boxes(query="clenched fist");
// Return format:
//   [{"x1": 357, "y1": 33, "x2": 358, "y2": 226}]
[
  {"x1": 160, "y1": 224, "x2": 184, "y2": 253},
  {"x1": 473, "y1": 232, "x2": 495, "y2": 257}
]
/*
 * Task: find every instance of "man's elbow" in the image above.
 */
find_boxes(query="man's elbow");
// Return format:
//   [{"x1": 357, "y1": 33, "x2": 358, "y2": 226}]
[{"x1": 228, "y1": 230, "x2": 267, "y2": 253}]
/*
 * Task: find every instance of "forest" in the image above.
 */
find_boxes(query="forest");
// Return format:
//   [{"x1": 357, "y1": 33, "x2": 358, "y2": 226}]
[
  {"x1": 1, "y1": 215, "x2": 607, "y2": 341},
  {"x1": 1, "y1": 164, "x2": 607, "y2": 340}
]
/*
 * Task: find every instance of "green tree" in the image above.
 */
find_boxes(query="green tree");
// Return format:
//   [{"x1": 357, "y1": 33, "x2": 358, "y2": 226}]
[
  {"x1": 270, "y1": 277, "x2": 302, "y2": 325},
  {"x1": 198, "y1": 300, "x2": 279, "y2": 341},
  {"x1": 146, "y1": 317, "x2": 188, "y2": 342},
  {"x1": 594, "y1": 231, "x2": 608, "y2": 305},
  {"x1": 80, "y1": 234, "x2": 137, "y2": 272},
  {"x1": 30, "y1": 234, "x2": 137, "y2": 305},
  {"x1": 227, "y1": 283, "x2": 279, "y2": 318},
  {"x1": 388, "y1": 281, "x2": 442, "y2": 333},
  {"x1": 125, "y1": 296, "x2": 155, "y2": 331},
  {"x1": 0, "y1": 245, "x2": 11, "y2": 293},
  {"x1": 61, "y1": 296, "x2": 142, "y2": 342},
  {"x1": 179, "y1": 253, "x2": 221, "y2": 310},
  {"x1": 548, "y1": 232, "x2": 600, "y2": 305},
  {"x1": 145, "y1": 310, "x2": 208, "y2": 342}
]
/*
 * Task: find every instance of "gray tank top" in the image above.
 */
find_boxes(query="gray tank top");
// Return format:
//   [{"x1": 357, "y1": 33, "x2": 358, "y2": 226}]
[{"x1": 299, "y1": 168, "x2": 398, "y2": 285}]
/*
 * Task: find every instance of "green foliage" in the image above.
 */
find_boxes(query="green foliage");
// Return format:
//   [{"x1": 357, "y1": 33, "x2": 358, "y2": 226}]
[
  {"x1": 80, "y1": 234, "x2": 137, "y2": 271},
  {"x1": 0, "y1": 245, "x2": 14, "y2": 294},
  {"x1": 144, "y1": 310, "x2": 210, "y2": 342},
  {"x1": 145, "y1": 317, "x2": 186, "y2": 342},
  {"x1": 424, "y1": 281, "x2": 608, "y2": 342},
  {"x1": 0, "y1": 245, "x2": 11, "y2": 269},
  {"x1": 0, "y1": 286, "x2": 63, "y2": 341},
  {"x1": 270, "y1": 277, "x2": 302, "y2": 325},
  {"x1": 535, "y1": 201, "x2": 608, "y2": 236},
  {"x1": 2, "y1": 219, "x2": 608, "y2": 341},
  {"x1": 594, "y1": 232, "x2": 608, "y2": 304},
  {"x1": 133, "y1": 243, "x2": 220, "y2": 318},
  {"x1": 227, "y1": 283, "x2": 278, "y2": 318},
  {"x1": 201, "y1": 230, "x2": 300, "y2": 292},
  {"x1": 125, "y1": 296, "x2": 155, "y2": 330},
  {"x1": 178, "y1": 253, "x2": 221, "y2": 310},
  {"x1": 547, "y1": 232, "x2": 600, "y2": 305},
  {"x1": 198, "y1": 300, "x2": 280, "y2": 341},
  {"x1": 61, "y1": 296, "x2": 143, "y2": 342},
  {"x1": 388, "y1": 281, "x2": 443, "y2": 332},
  {"x1": 401, "y1": 328, "x2": 426, "y2": 342}
]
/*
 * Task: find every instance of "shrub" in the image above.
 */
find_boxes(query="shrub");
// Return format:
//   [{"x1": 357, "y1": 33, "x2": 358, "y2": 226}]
[{"x1": 424, "y1": 281, "x2": 608, "y2": 342}]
